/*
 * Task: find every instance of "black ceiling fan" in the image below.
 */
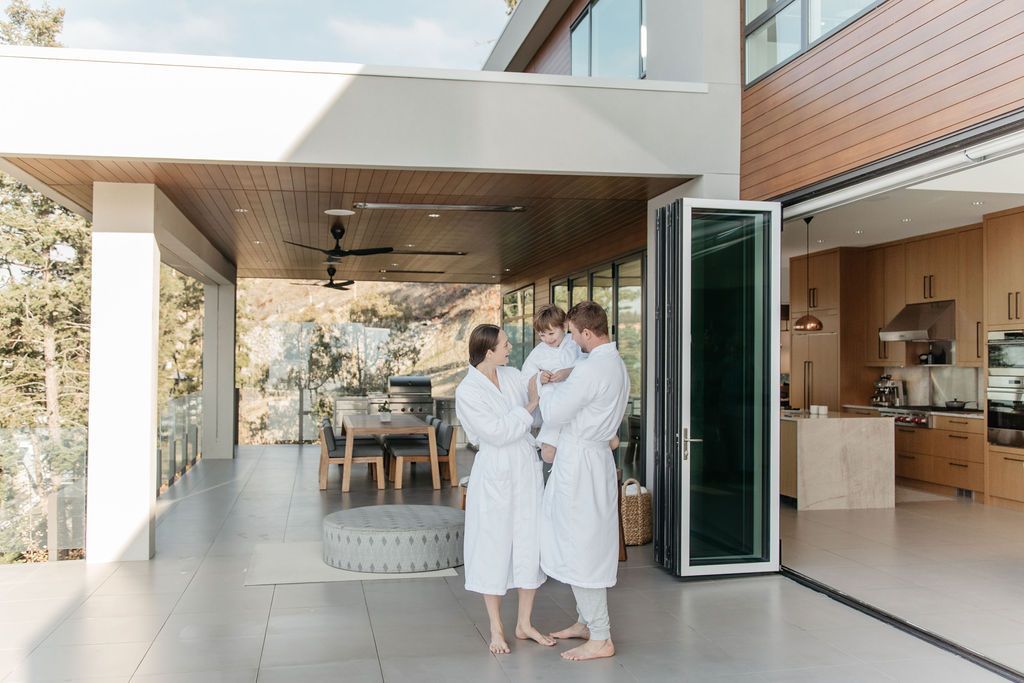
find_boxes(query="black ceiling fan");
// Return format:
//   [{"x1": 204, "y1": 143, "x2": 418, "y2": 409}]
[
  {"x1": 284, "y1": 219, "x2": 394, "y2": 263},
  {"x1": 290, "y1": 265, "x2": 355, "y2": 291}
]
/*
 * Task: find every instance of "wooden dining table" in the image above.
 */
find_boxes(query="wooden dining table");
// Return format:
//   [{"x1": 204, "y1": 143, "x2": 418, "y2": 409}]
[{"x1": 340, "y1": 414, "x2": 440, "y2": 492}]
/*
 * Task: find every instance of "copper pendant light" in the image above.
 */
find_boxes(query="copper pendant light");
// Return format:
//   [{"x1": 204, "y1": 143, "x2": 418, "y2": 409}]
[{"x1": 793, "y1": 216, "x2": 823, "y2": 332}]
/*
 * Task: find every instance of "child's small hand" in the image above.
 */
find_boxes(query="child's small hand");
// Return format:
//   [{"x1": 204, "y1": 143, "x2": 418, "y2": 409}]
[
  {"x1": 549, "y1": 368, "x2": 573, "y2": 383},
  {"x1": 540, "y1": 371, "x2": 554, "y2": 385}
]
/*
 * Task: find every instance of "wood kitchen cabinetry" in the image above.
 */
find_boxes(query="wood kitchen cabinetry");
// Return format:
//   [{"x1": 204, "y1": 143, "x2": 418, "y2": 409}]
[
  {"x1": 985, "y1": 209, "x2": 1024, "y2": 327},
  {"x1": 956, "y1": 227, "x2": 984, "y2": 366},
  {"x1": 905, "y1": 233, "x2": 958, "y2": 304},
  {"x1": 865, "y1": 244, "x2": 907, "y2": 366},
  {"x1": 988, "y1": 446, "x2": 1024, "y2": 505},
  {"x1": 896, "y1": 419, "x2": 984, "y2": 495},
  {"x1": 790, "y1": 249, "x2": 874, "y2": 411}
]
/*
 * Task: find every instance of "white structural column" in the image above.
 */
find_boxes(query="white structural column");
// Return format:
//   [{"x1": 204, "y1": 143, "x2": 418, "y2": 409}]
[
  {"x1": 201, "y1": 283, "x2": 236, "y2": 459},
  {"x1": 86, "y1": 184, "x2": 162, "y2": 562},
  {"x1": 87, "y1": 183, "x2": 236, "y2": 562}
]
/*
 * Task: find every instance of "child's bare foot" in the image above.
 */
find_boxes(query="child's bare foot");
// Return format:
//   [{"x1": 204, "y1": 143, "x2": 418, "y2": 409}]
[
  {"x1": 550, "y1": 622, "x2": 589, "y2": 640},
  {"x1": 515, "y1": 623, "x2": 556, "y2": 646},
  {"x1": 561, "y1": 638, "x2": 615, "y2": 661},
  {"x1": 489, "y1": 626, "x2": 510, "y2": 654}
]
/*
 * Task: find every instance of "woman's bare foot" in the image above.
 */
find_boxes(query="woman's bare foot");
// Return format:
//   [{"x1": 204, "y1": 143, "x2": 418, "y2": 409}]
[
  {"x1": 489, "y1": 627, "x2": 510, "y2": 655},
  {"x1": 561, "y1": 638, "x2": 615, "y2": 661},
  {"x1": 550, "y1": 622, "x2": 590, "y2": 640},
  {"x1": 515, "y1": 623, "x2": 556, "y2": 646}
]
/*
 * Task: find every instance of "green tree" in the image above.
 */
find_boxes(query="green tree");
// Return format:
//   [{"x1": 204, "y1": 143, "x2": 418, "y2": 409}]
[{"x1": 0, "y1": 0, "x2": 62, "y2": 47}]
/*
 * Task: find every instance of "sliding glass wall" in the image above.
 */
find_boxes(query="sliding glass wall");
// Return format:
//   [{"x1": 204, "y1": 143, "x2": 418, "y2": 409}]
[{"x1": 502, "y1": 286, "x2": 535, "y2": 370}]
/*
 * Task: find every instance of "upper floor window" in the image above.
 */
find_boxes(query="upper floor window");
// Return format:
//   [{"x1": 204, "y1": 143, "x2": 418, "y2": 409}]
[
  {"x1": 571, "y1": 0, "x2": 646, "y2": 79},
  {"x1": 744, "y1": 0, "x2": 883, "y2": 85}
]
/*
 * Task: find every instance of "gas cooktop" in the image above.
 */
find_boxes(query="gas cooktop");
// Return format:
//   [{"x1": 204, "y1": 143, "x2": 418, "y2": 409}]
[{"x1": 898, "y1": 405, "x2": 983, "y2": 414}]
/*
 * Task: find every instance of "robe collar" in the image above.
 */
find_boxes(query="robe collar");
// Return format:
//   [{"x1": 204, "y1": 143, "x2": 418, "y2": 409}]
[
  {"x1": 587, "y1": 341, "x2": 618, "y2": 357},
  {"x1": 467, "y1": 364, "x2": 505, "y2": 397}
]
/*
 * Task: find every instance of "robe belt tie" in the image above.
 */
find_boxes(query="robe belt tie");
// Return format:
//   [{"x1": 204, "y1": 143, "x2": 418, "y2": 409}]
[{"x1": 558, "y1": 432, "x2": 611, "y2": 450}]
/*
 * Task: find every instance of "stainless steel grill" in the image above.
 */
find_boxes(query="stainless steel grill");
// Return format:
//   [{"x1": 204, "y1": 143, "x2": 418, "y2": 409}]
[{"x1": 367, "y1": 376, "x2": 434, "y2": 416}]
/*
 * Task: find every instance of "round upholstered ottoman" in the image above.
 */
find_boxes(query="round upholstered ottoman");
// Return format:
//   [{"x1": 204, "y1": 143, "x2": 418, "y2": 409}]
[{"x1": 322, "y1": 505, "x2": 464, "y2": 573}]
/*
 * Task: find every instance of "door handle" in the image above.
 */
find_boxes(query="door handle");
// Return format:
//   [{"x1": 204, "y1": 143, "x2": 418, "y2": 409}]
[
  {"x1": 1009, "y1": 292, "x2": 1014, "y2": 321},
  {"x1": 1017, "y1": 291, "x2": 1021, "y2": 320},
  {"x1": 878, "y1": 328, "x2": 883, "y2": 360},
  {"x1": 977, "y1": 322, "x2": 981, "y2": 359},
  {"x1": 924, "y1": 276, "x2": 928, "y2": 300},
  {"x1": 929, "y1": 275, "x2": 935, "y2": 299},
  {"x1": 808, "y1": 360, "x2": 814, "y2": 405},
  {"x1": 947, "y1": 435, "x2": 969, "y2": 440},
  {"x1": 682, "y1": 427, "x2": 702, "y2": 461},
  {"x1": 803, "y1": 360, "x2": 810, "y2": 408}
]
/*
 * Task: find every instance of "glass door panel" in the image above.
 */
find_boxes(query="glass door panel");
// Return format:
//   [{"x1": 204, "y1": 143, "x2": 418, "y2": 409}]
[
  {"x1": 654, "y1": 198, "x2": 780, "y2": 577},
  {"x1": 591, "y1": 268, "x2": 615, "y2": 325},
  {"x1": 552, "y1": 282, "x2": 570, "y2": 312},
  {"x1": 615, "y1": 258, "x2": 644, "y2": 480}
]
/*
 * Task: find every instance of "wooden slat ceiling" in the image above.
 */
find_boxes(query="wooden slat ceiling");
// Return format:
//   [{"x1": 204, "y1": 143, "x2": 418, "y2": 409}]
[{"x1": 4, "y1": 157, "x2": 684, "y2": 284}]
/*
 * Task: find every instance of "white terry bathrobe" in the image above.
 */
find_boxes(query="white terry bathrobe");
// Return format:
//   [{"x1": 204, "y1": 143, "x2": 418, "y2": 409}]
[
  {"x1": 520, "y1": 333, "x2": 583, "y2": 447},
  {"x1": 539, "y1": 342, "x2": 630, "y2": 589},
  {"x1": 456, "y1": 365, "x2": 546, "y2": 595}
]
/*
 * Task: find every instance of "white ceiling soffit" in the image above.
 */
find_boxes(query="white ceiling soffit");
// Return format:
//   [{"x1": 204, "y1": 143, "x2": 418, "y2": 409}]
[
  {"x1": 910, "y1": 152, "x2": 1024, "y2": 194},
  {"x1": 783, "y1": 129, "x2": 1024, "y2": 221}
]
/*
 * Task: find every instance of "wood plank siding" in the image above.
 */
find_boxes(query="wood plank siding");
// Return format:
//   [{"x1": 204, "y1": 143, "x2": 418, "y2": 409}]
[
  {"x1": 741, "y1": 0, "x2": 1024, "y2": 200},
  {"x1": 525, "y1": 0, "x2": 590, "y2": 75}
]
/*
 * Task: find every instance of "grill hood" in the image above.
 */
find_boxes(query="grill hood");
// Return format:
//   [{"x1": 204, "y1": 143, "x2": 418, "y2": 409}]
[{"x1": 879, "y1": 300, "x2": 956, "y2": 342}]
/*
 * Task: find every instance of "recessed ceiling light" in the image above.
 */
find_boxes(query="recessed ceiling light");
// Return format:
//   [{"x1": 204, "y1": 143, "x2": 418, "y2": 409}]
[
  {"x1": 854, "y1": 230, "x2": 864, "y2": 235},
  {"x1": 391, "y1": 263, "x2": 399, "y2": 267},
  {"x1": 816, "y1": 239, "x2": 824, "y2": 244},
  {"x1": 354, "y1": 202, "x2": 526, "y2": 213},
  {"x1": 491, "y1": 275, "x2": 497, "y2": 279},
  {"x1": 324, "y1": 209, "x2": 355, "y2": 216},
  {"x1": 901, "y1": 218, "x2": 912, "y2": 223},
  {"x1": 972, "y1": 201, "x2": 985, "y2": 206},
  {"x1": 427, "y1": 213, "x2": 440, "y2": 219},
  {"x1": 379, "y1": 269, "x2": 388, "y2": 274},
  {"x1": 253, "y1": 240, "x2": 261, "y2": 245},
  {"x1": 504, "y1": 268, "x2": 511, "y2": 272},
  {"x1": 234, "y1": 208, "x2": 248, "y2": 213},
  {"x1": 406, "y1": 243, "x2": 415, "y2": 248}
]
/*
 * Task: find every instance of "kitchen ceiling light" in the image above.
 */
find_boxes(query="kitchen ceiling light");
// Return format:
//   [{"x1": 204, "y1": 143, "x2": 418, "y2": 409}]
[
  {"x1": 793, "y1": 216, "x2": 824, "y2": 333},
  {"x1": 234, "y1": 208, "x2": 248, "y2": 213},
  {"x1": 354, "y1": 202, "x2": 526, "y2": 213},
  {"x1": 855, "y1": 229, "x2": 864, "y2": 235},
  {"x1": 427, "y1": 213, "x2": 441, "y2": 219},
  {"x1": 324, "y1": 209, "x2": 355, "y2": 216},
  {"x1": 972, "y1": 201, "x2": 985, "y2": 206},
  {"x1": 901, "y1": 217, "x2": 912, "y2": 223}
]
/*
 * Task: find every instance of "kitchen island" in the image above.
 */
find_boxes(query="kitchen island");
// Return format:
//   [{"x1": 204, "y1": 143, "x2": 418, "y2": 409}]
[{"x1": 781, "y1": 411, "x2": 895, "y2": 510}]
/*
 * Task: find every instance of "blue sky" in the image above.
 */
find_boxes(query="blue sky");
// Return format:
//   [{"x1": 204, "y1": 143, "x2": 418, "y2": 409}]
[{"x1": 56, "y1": 0, "x2": 513, "y2": 69}]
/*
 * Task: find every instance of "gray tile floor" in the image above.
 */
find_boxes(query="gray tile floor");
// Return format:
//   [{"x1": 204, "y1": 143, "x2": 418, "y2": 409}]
[
  {"x1": 783, "y1": 487, "x2": 1024, "y2": 676},
  {"x1": 0, "y1": 446, "x2": 1004, "y2": 682}
]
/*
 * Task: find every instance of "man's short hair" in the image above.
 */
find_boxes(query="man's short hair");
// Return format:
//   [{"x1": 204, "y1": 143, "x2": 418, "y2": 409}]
[
  {"x1": 567, "y1": 300, "x2": 609, "y2": 337},
  {"x1": 533, "y1": 304, "x2": 567, "y2": 334}
]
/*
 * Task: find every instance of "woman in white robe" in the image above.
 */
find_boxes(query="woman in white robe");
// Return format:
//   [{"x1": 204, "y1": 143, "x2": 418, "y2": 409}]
[{"x1": 455, "y1": 324, "x2": 555, "y2": 654}]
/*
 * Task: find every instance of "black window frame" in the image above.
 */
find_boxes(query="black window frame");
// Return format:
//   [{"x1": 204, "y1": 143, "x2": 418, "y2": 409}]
[
  {"x1": 570, "y1": 0, "x2": 646, "y2": 80},
  {"x1": 743, "y1": 0, "x2": 887, "y2": 88},
  {"x1": 501, "y1": 285, "x2": 536, "y2": 369}
]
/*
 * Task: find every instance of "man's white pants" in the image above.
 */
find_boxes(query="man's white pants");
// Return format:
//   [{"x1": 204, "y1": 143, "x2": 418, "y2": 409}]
[{"x1": 572, "y1": 585, "x2": 610, "y2": 640}]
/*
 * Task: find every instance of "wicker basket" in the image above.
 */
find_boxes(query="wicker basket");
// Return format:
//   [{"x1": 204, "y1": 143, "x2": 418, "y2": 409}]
[{"x1": 620, "y1": 478, "x2": 652, "y2": 546}]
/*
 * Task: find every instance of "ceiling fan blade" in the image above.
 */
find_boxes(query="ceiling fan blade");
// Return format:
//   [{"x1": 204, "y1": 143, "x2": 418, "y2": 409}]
[
  {"x1": 380, "y1": 269, "x2": 445, "y2": 275},
  {"x1": 337, "y1": 280, "x2": 356, "y2": 287},
  {"x1": 283, "y1": 240, "x2": 329, "y2": 255},
  {"x1": 390, "y1": 250, "x2": 467, "y2": 256},
  {"x1": 343, "y1": 247, "x2": 394, "y2": 256}
]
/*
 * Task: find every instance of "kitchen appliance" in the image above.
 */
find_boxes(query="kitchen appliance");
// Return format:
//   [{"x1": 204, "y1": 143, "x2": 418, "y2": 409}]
[
  {"x1": 880, "y1": 300, "x2": 956, "y2": 343},
  {"x1": 871, "y1": 375, "x2": 906, "y2": 407},
  {"x1": 988, "y1": 330, "x2": 1024, "y2": 376},
  {"x1": 879, "y1": 407, "x2": 931, "y2": 428},
  {"x1": 369, "y1": 375, "x2": 434, "y2": 416},
  {"x1": 988, "y1": 376, "x2": 1024, "y2": 448}
]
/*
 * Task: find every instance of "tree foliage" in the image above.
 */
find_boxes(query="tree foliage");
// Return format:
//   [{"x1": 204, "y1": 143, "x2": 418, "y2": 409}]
[{"x1": 0, "y1": 0, "x2": 63, "y2": 47}]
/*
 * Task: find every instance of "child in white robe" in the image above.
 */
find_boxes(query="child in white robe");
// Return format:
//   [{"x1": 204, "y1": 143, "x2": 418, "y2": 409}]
[{"x1": 521, "y1": 305, "x2": 584, "y2": 464}]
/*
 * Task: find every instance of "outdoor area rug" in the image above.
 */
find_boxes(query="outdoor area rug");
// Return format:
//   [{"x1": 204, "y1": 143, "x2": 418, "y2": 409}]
[{"x1": 244, "y1": 541, "x2": 459, "y2": 585}]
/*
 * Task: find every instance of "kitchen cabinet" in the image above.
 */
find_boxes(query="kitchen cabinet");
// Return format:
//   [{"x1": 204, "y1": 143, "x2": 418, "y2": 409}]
[
  {"x1": 896, "y1": 420, "x2": 984, "y2": 494},
  {"x1": 956, "y1": 228, "x2": 984, "y2": 366},
  {"x1": 790, "y1": 332, "x2": 839, "y2": 410},
  {"x1": 905, "y1": 233, "x2": 958, "y2": 304},
  {"x1": 932, "y1": 456, "x2": 984, "y2": 491},
  {"x1": 932, "y1": 429, "x2": 983, "y2": 463},
  {"x1": 985, "y1": 210, "x2": 1024, "y2": 327},
  {"x1": 896, "y1": 452, "x2": 932, "y2": 482},
  {"x1": 989, "y1": 446, "x2": 1024, "y2": 503},
  {"x1": 790, "y1": 250, "x2": 839, "y2": 314},
  {"x1": 865, "y1": 244, "x2": 907, "y2": 366}
]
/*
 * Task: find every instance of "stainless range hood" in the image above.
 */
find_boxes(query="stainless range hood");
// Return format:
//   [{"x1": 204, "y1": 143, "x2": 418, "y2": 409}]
[{"x1": 880, "y1": 300, "x2": 956, "y2": 342}]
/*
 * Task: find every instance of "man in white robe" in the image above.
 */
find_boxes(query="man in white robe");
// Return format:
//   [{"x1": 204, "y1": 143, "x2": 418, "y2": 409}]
[{"x1": 532, "y1": 300, "x2": 629, "y2": 661}]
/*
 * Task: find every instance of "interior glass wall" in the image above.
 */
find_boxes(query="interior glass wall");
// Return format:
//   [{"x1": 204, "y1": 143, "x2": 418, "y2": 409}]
[{"x1": 502, "y1": 286, "x2": 535, "y2": 370}]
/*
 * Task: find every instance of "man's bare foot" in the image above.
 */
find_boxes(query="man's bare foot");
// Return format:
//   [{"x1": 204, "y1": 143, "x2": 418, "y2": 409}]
[
  {"x1": 550, "y1": 622, "x2": 589, "y2": 640},
  {"x1": 489, "y1": 627, "x2": 510, "y2": 655},
  {"x1": 515, "y1": 623, "x2": 556, "y2": 646},
  {"x1": 561, "y1": 638, "x2": 615, "y2": 661}
]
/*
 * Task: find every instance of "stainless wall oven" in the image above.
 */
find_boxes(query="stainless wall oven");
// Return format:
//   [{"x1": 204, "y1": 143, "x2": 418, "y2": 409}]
[{"x1": 988, "y1": 331, "x2": 1024, "y2": 448}]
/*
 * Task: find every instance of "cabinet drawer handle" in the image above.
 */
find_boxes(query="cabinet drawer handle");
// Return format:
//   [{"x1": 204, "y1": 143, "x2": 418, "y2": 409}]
[
  {"x1": 929, "y1": 275, "x2": 935, "y2": 299},
  {"x1": 897, "y1": 428, "x2": 916, "y2": 433},
  {"x1": 976, "y1": 322, "x2": 981, "y2": 359},
  {"x1": 948, "y1": 420, "x2": 968, "y2": 425},
  {"x1": 1010, "y1": 292, "x2": 1014, "y2": 321},
  {"x1": 1004, "y1": 457, "x2": 1024, "y2": 464},
  {"x1": 947, "y1": 435, "x2": 969, "y2": 440},
  {"x1": 924, "y1": 276, "x2": 929, "y2": 300},
  {"x1": 897, "y1": 454, "x2": 915, "y2": 459},
  {"x1": 878, "y1": 328, "x2": 883, "y2": 360},
  {"x1": 948, "y1": 462, "x2": 968, "y2": 468},
  {"x1": 1017, "y1": 291, "x2": 1022, "y2": 320}
]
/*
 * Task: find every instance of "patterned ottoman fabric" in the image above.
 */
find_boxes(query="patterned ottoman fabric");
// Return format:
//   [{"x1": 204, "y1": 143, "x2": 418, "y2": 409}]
[{"x1": 322, "y1": 504, "x2": 465, "y2": 573}]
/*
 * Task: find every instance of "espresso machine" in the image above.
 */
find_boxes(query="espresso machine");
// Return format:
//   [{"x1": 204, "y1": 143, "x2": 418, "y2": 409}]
[{"x1": 871, "y1": 375, "x2": 906, "y2": 407}]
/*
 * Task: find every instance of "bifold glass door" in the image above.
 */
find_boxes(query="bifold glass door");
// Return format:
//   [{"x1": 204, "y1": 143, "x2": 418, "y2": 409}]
[{"x1": 654, "y1": 198, "x2": 780, "y2": 577}]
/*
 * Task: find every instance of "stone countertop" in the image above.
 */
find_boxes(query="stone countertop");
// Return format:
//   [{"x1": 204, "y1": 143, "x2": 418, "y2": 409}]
[
  {"x1": 781, "y1": 410, "x2": 890, "y2": 422},
  {"x1": 841, "y1": 404, "x2": 984, "y2": 420}
]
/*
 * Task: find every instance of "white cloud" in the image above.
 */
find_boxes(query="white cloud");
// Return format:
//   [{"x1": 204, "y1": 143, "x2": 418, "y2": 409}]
[
  {"x1": 326, "y1": 17, "x2": 489, "y2": 69},
  {"x1": 62, "y1": 13, "x2": 234, "y2": 56}
]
